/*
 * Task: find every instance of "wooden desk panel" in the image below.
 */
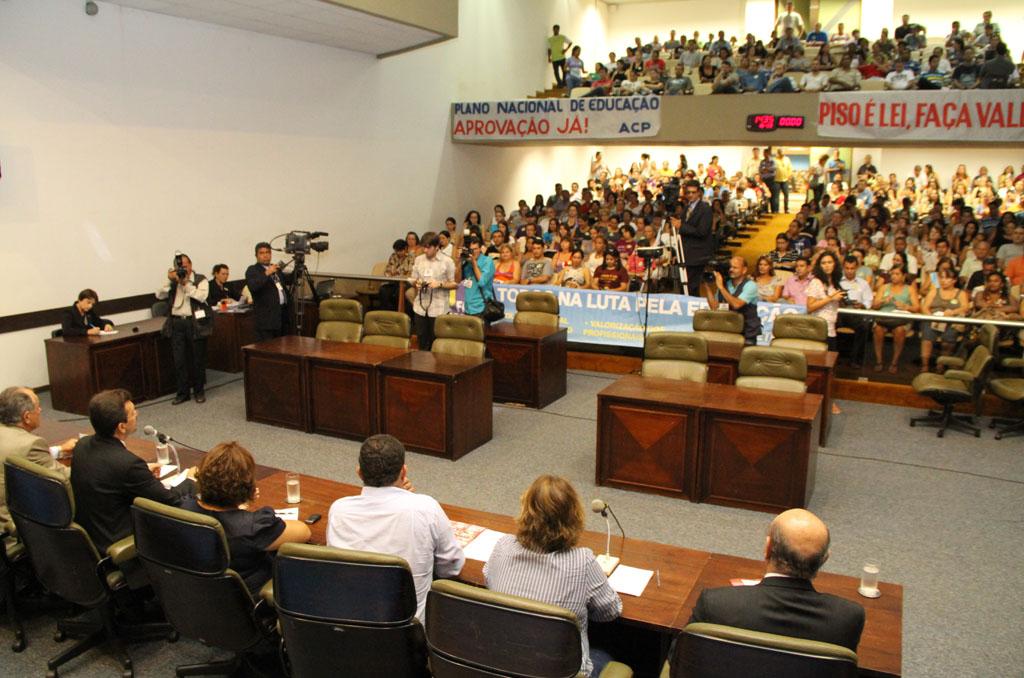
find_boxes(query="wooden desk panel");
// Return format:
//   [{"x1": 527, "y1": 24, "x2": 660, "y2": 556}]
[
  {"x1": 243, "y1": 340, "x2": 308, "y2": 431},
  {"x1": 207, "y1": 310, "x2": 256, "y2": 373},
  {"x1": 485, "y1": 322, "x2": 568, "y2": 408}
]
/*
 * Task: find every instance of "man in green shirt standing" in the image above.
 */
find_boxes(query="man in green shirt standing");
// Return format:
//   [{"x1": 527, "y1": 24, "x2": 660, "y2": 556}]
[{"x1": 547, "y1": 24, "x2": 573, "y2": 89}]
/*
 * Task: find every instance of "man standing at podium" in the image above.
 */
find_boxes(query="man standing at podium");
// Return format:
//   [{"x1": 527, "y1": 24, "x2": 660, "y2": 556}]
[{"x1": 246, "y1": 242, "x2": 291, "y2": 343}]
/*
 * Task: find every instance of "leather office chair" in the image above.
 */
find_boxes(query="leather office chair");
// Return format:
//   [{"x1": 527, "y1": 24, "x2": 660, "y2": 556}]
[
  {"x1": 273, "y1": 543, "x2": 428, "y2": 677},
  {"x1": 693, "y1": 309, "x2": 745, "y2": 345},
  {"x1": 910, "y1": 345, "x2": 992, "y2": 437},
  {"x1": 662, "y1": 622, "x2": 858, "y2": 678},
  {"x1": 770, "y1": 314, "x2": 828, "y2": 352},
  {"x1": 3, "y1": 456, "x2": 169, "y2": 677},
  {"x1": 425, "y1": 579, "x2": 633, "y2": 678},
  {"x1": 151, "y1": 301, "x2": 169, "y2": 318},
  {"x1": 514, "y1": 291, "x2": 559, "y2": 328},
  {"x1": 431, "y1": 315, "x2": 486, "y2": 359},
  {"x1": 937, "y1": 324, "x2": 997, "y2": 372},
  {"x1": 989, "y1": 357, "x2": 1024, "y2": 440},
  {"x1": 362, "y1": 310, "x2": 412, "y2": 349},
  {"x1": 1, "y1": 529, "x2": 26, "y2": 652},
  {"x1": 735, "y1": 347, "x2": 808, "y2": 394},
  {"x1": 641, "y1": 332, "x2": 709, "y2": 383},
  {"x1": 315, "y1": 298, "x2": 363, "y2": 343},
  {"x1": 130, "y1": 497, "x2": 271, "y2": 677}
]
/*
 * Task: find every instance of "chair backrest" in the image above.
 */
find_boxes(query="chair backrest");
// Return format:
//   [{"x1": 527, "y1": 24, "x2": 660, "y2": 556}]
[
  {"x1": 151, "y1": 300, "x2": 169, "y2": 318},
  {"x1": 425, "y1": 580, "x2": 583, "y2": 678},
  {"x1": 641, "y1": 332, "x2": 709, "y2": 383},
  {"x1": 964, "y1": 344, "x2": 992, "y2": 379},
  {"x1": 274, "y1": 543, "x2": 427, "y2": 678},
  {"x1": 693, "y1": 309, "x2": 746, "y2": 345},
  {"x1": 514, "y1": 291, "x2": 560, "y2": 328},
  {"x1": 130, "y1": 498, "x2": 263, "y2": 652},
  {"x1": 976, "y1": 323, "x2": 998, "y2": 355},
  {"x1": 432, "y1": 315, "x2": 486, "y2": 359},
  {"x1": 3, "y1": 456, "x2": 108, "y2": 608},
  {"x1": 735, "y1": 347, "x2": 808, "y2": 393},
  {"x1": 314, "y1": 279, "x2": 336, "y2": 301},
  {"x1": 771, "y1": 314, "x2": 829, "y2": 352},
  {"x1": 316, "y1": 298, "x2": 363, "y2": 342},
  {"x1": 669, "y1": 623, "x2": 858, "y2": 678},
  {"x1": 363, "y1": 310, "x2": 412, "y2": 349}
]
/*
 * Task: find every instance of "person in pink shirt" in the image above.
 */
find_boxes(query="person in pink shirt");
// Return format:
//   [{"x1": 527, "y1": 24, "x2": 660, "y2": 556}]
[{"x1": 781, "y1": 256, "x2": 813, "y2": 305}]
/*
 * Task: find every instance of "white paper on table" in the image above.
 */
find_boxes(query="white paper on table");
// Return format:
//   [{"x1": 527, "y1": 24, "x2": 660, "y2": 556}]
[
  {"x1": 161, "y1": 470, "x2": 190, "y2": 489},
  {"x1": 607, "y1": 564, "x2": 654, "y2": 597},
  {"x1": 462, "y1": 529, "x2": 507, "y2": 562},
  {"x1": 730, "y1": 578, "x2": 761, "y2": 587},
  {"x1": 156, "y1": 465, "x2": 178, "y2": 480},
  {"x1": 99, "y1": 330, "x2": 119, "y2": 335},
  {"x1": 274, "y1": 508, "x2": 299, "y2": 520}
]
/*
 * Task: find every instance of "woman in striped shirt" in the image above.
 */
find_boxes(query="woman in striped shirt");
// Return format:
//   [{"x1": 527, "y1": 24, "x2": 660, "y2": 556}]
[{"x1": 484, "y1": 475, "x2": 623, "y2": 677}]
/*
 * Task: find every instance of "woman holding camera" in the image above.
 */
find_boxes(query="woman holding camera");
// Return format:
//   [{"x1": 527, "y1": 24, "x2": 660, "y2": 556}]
[{"x1": 806, "y1": 251, "x2": 844, "y2": 351}]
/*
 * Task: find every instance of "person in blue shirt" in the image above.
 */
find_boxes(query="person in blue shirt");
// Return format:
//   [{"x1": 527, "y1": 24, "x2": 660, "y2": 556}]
[
  {"x1": 806, "y1": 23, "x2": 828, "y2": 44},
  {"x1": 461, "y1": 236, "x2": 496, "y2": 322},
  {"x1": 705, "y1": 256, "x2": 762, "y2": 345}
]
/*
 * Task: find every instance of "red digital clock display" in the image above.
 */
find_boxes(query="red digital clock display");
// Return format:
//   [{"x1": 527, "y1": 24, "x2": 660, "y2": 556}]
[{"x1": 746, "y1": 114, "x2": 806, "y2": 131}]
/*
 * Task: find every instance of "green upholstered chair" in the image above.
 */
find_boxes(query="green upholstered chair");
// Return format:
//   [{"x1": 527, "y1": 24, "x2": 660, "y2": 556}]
[
  {"x1": 514, "y1": 291, "x2": 559, "y2": 328},
  {"x1": 431, "y1": 315, "x2": 486, "y2": 359},
  {"x1": 771, "y1": 314, "x2": 829, "y2": 352},
  {"x1": 641, "y1": 332, "x2": 709, "y2": 383},
  {"x1": 987, "y1": 356, "x2": 1024, "y2": 440},
  {"x1": 425, "y1": 580, "x2": 632, "y2": 678},
  {"x1": 937, "y1": 323, "x2": 997, "y2": 371},
  {"x1": 130, "y1": 497, "x2": 270, "y2": 677},
  {"x1": 362, "y1": 310, "x2": 412, "y2": 349},
  {"x1": 316, "y1": 298, "x2": 363, "y2": 343},
  {"x1": 661, "y1": 623, "x2": 858, "y2": 678},
  {"x1": 910, "y1": 345, "x2": 992, "y2": 437},
  {"x1": 735, "y1": 347, "x2": 808, "y2": 393},
  {"x1": 693, "y1": 309, "x2": 745, "y2": 345},
  {"x1": 273, "y1": 543, "x2": 428, "y2": 677}
]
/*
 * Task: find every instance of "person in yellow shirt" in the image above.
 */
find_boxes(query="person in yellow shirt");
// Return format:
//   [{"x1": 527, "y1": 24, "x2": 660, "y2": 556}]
[
  {"x1": 547, "y1": 25, "x2": 573, "y2": 89},
  {"x1": 775, "y1": 148, "x2": 794, "y2": 213}
]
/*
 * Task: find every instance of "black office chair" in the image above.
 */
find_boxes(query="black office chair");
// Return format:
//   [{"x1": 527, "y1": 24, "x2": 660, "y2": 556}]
[
  {"x1": 3, "y1": 456, "x2": 170, "y2": 677},
  {"x1": 130, "y1": 497, "x2": 274, "y2": 677},
  {"x1": 151, "y1": 301, "x2": 169, "y2": 318},
  {"x1": 1, "y1": 529, "x2": 27, "y2": 652},
  {"x1": 273, "y1": 543, "x2": 428, "y2": 677}
]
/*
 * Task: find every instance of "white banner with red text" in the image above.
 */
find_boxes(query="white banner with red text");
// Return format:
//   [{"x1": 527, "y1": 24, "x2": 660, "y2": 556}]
[
  {"x1": 816, "y1": 89, "x2": 1024, "y2": 142},
  {"x1": 451, "y1": 97, "x2": 661, "y2": 141}
]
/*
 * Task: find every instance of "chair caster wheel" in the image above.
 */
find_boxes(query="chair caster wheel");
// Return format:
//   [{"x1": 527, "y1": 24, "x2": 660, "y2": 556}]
[
  {"x1": 12, "y1": 636, "x2": 26, "y2": 653},
  {"x1": 54, "y1": 630, "x2": 66, "y2": 642},
  {"x1": 937, "y1": 430, "x2": 944, "y2": 438}
]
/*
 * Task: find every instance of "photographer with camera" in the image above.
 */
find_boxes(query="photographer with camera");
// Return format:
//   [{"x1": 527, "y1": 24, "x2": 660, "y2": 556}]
[
  {"x1": 675, "y1": 179, "x2": 715, "y2": 296},
  {"x1": 156, "y1": 253, "x2": 212, "y2": 404},
  {"x1": 460, "y1": 237, "x2": 496, "y2": 323},
  {"x1": 245, "y1": 241, "x2": 293, "y2": 342},
  {"x1": 411, "y1": 235, "x2": 457, "y2": 350},
  {"x1": 704, "y1": 256, "x2": 761, "y2": 346}
]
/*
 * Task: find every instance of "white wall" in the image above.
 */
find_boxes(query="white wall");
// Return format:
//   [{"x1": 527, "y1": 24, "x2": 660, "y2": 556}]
[{"x1": 605, "y1": 0, "x2": 748, "y2": 54}]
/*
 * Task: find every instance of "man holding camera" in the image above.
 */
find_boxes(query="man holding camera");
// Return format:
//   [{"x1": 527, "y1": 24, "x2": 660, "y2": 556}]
[
  {"x1": 245, "y1": 241, "x2": 292, "y2": 343},
  {"x1": 704, "y1": 256, "x2": 761, "y2": 345},
  {"x1": 461, "y1": 237, "x2": 496, "y2": 322},
  {"x1": 411, "y1": 235, "x2": 457, "y2": 350},
  {"x1": 156, "y1": 253, "x2": 212, "y2": 404}
]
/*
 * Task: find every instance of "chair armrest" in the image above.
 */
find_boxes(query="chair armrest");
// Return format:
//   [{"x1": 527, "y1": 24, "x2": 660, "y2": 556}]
[
  {"x1": 598, "y1": 662, "x2": 634, "y2": 678},
  {"x1": 107, "y1": 536, "x2": 136, "y2": 565},
  {"x1": 936, "y1": 356, "x2": 965, "y2": 369},
  {"x1": 260, "y1": 579, "x2": 275, "y2": 607},
  {"x1": 943, "y1": 369, "x2": 973, "y2": 384},
  {"x1": 1002, "y1": 357, "x2": 1024, "y2": 370}
]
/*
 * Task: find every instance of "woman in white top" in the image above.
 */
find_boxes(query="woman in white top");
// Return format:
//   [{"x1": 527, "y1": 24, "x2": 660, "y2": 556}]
[
  {"x1": 805, "y1": 251, "x2": 845, "y2": 351},
  {"x1": 754, "y1": 255, "x2": 784, "y2": 302},
  {"x1": 557, "y1": 249, "x2": 592, "y2": 289},
  {"x1": 585, "y1": 235, "x2": 609, "y2": 275}
]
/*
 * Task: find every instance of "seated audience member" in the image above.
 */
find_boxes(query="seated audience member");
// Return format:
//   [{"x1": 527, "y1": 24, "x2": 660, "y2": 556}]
[
  {"x1": 680, "y1": 41, "x2": 703, "y2": 71},
  {"x1": 828, "y1": 56, "x2": 861, "y2": 91},
  {"x1": 806, "y1": 23, "x2": 828, "y2": 44},
  {"x1": 71, "y1": 389, "x2": 196, "y2": 554},
  {"x1": 327, "y1": 434, "x2": 464, "y2": 621},
  {"x1": 565, "y1": 46, "x2": 586, "y2": 90},
  {"x1": 765, "y1": 62, "x2": 798, "y2": 93},
  {"x1": 586, "y1": 235, "x2": 609, "y2": 275},
  {"x1": 1005, "y1": 254, "x2": 1024, "y2": 287},
  {"x1": 800, "y1": 61, "x2": 830, "y2": 92},
  {"x1": 705, "y1": 256, "x2": 761, "y2": 345},
  {"x1": 521, "y1": 239, "x2": 554, "y2": 285},
  {"x1": 664, "y1": 63, "x2": 694, "y2": 95},
  {"x1": 712, "y1": 61, "x2": 741, "y2": 93},
  {"x1": 642, "y1": 67, "x2": 665, "y2": 94},
  {"x1": 959, "y1": 239, "x2": 991, "y2": 285},
  {"x1": 591, "y1": 251, "x2": 629, "y2": 291},
  {"x1": 207, "y1": 264, "x2": 241, "y2": 306},
  {"x1": 966, "y1": 256, "x2": 1000, "y2": 292},
  {"x1": 697, "y1": 55, "x2": 718, "y2": 83},
  {"x1": 805, "y1": 252, "x2": 844, "y2": 350},
  {"x1": 182, "y1": 442, "x2": 310, "y2": 593},
  {"x1": 493, "y1": 244, "x2": 521, "y2": 284},
  {"x1": 781, "y1": 256, "x2": 813, "y2": 305},
  {"x1": 972, "y1": 271, "x2": 1019, "y2": 321},
  {"x1": 689, "y1": 508, "x2": 864, "y2": 651},
  {"x1": 485, "y1": 475, "x2": 623, "y2": 677},
  {"x1": 996, "y1": 225, "x2": 1024, "y2": 266},
  {"x1": 61, "y1": 288, "x2": 113, "y2": 336},
  {"x1": 767, "y1": 233, "x2": 799, "y2": 271},
  {"x1": 872, "y1": 266, "x2": 920, "y2": 373},
  {"x1": 557, "y1": 249, "x2": 592, "y2": 289},
  {"x1": 979, "y1": 43, "x2": 1015, "y2": 89},
  {"x1": 951, "y1": 49, "x2": 981, "y2": 89},
  {"x1": 754, "y1": 256, "x2": 784, "y2": 302},
  {"x1": 884, "y1": 60, "x2": 917, "y2": 90},
  {"x1": 736, "y1": 57, "x2": 765, "y2": 92},
  {"x1": 837, "y1": 255, "x2": 874, "y2": 363},
  {"x1": 0, "y1": 387, "x2": 77, "y2": 534},
  {"x1": 788, "y1": 47, "x2": 811, "y2": 72},
  {"x1": 830, "y1": 22, "x2": 852, "y2": 46},
  {"x1": 918, "y1": 55, "x2": 947, "y2": 90},
  {"x1": 380, "y1": 238, "x2": 415, "y2": 309},
  {"x1": 919, "y1": 269, "x2": 970, "y2": 372},
  {"x1": 879, "y1": 237, "x2": 920, "y2": 276}
]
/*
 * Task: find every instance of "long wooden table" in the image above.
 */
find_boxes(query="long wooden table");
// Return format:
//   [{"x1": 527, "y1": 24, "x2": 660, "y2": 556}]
[
  {"x1": 485, "y1": 322, "x2": 567, "y2": 408},
  {"x1": 597, "y1": 375, "x2": 822, "y2": 513}
]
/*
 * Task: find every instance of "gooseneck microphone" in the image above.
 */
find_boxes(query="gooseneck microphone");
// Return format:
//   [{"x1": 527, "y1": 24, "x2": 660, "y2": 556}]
[
  {"x1": 142, "y1": 424, "x2": 169, "y2": 444},
  {"x1": 143, "y1": 425, "x2": 182, "y2": 476},
  {"x1": 590, "y1": 499, "x2": 625, "y2": 575}
]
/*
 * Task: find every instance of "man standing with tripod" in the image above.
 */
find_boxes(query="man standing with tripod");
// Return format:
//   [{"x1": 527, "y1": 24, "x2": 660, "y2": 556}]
[{"x1": 246, "y1": 242, "x2": 292, "y2": 342}]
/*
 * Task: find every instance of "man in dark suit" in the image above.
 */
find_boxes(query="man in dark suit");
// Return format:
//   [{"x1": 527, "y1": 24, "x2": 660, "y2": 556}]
[
  {"x1": 245, "y1": 241, "x2": 291, "y2": 342},
  {"x1": 689, "y1": 508, "x2": 865, "y2": 651},
  {"x1": 70, "y1": 389, "x2": 195, "y2": 555},
  {"x1": 676, "y1": 179, "x2": 715, "y2": 296}
]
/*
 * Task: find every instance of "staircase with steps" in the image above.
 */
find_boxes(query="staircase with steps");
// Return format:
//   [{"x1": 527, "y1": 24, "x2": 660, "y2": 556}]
[{"x1": 530, "y1": 85, "x2": 567, "y2": 99}]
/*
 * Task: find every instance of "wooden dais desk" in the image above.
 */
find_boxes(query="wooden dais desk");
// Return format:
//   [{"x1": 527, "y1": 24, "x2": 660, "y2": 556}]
[
  {"x1": 485, "y1": 322, "x2": 567, "y2": 408},
  {"x1": 207, "y1": 309, "x2": 256, "y2": 373},
  {"x1": 597, "y1": 375, "x2": 822, "y2": 513},
  {"x1": 44, "y1": 317, "x2": 174, "y2": 415},
  {"x1": 378, "y1": 352, "x2": 493, "y2": 460}
]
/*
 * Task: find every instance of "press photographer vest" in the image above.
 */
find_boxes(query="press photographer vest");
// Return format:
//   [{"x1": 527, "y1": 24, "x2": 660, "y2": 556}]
[{"x1": 161, "y1": 274, "x2": 214, "y2": 339}]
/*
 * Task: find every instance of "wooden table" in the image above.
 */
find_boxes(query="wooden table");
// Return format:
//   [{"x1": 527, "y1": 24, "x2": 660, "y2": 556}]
[
  {"x1": 378, "y1": 351, "x2": 493, "y2": 460},
  {"x1": 485, "y1": 322, "x2": 568, "y2": 408},
  {"x1": 706, "y1": 341, "x2": 837, "y2": 446},
  {"x1": 44, "y1": 317, "x2": 174, "y2": 415},
  {"x1": 597, "y1": 375, "x2": 822, "y2": 513},
  {"x1": 207, "y1": 309, "x2": 256, "y2": 373}
]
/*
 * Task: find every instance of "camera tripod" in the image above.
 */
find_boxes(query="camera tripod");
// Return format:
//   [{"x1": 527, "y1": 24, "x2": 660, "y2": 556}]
[{"x1": 285, "y1": 252, "x2": 320, "y2": 336}]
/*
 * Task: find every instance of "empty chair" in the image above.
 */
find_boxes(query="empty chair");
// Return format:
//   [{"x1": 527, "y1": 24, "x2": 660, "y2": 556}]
[
  {"x1": 425, "y1": 580, "x2": 632, "y2": 678},
  {"x1": 693, "y1": 309, "x2": 745, "y2": 345},
  {"x1": 514, "y1": 291, "x2": 559, "y2": 328},
  {"x1": 362, "y1": 310, "x2": 412, "y2": 349},
  {"x1": 641, "y1": 332, "x2": 709, "y2": 383},
  {"x1": 354, "y1": 262, "x2": 388, "y2": 307},
  {"x1": 130, "y1": 497, "x2": 272, "y2": 677},
  {"x1": 431, "y1": 315, "x2": 486, "y2": 359},
  {"x1": 937, "y1": 323, "x2": 997, "y2": 371},
  {"x1": 316, "y1": 298, "x2": 363, "y2": 343},
  {"x1": 151, "y1": 300, "x2": 169, "y2": 318},
  {"x1": 910, "y1": 345, "x2": 992, "y2": 437},
  {"x1": 665, "y1": 622, "x2": 857, "y2": 678},
  {"x1": 273, "y1": 543, "x2": 428, "y2": 678},
  {"x1": 989, "y1": 357, "x2": 1024, "y2": 440},
  {"x1": 735, "y1": 347, "x2": 808, "y2": 393},
  {"x1": 771, "y1": 314, "x2": 829, "y2": 352}
]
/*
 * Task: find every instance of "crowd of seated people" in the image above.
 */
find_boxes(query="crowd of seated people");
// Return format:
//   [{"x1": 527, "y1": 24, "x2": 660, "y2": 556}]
[{"x1": 559, "y1": 8, "x2": 1021, "y2": 96}]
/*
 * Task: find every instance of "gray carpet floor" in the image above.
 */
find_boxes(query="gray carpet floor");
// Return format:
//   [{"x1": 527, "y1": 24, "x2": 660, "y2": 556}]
[{"x1": 6, "y1": 369, "x2": 1022, "y2": 677}]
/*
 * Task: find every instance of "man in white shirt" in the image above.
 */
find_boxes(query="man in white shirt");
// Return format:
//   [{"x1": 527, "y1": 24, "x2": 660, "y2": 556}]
[
  {"x1": 973, "y1": 11, "x2": 999, "y2": 39},
  {"x1": 838, "y1": 255, "x2": 874, "y2": 364},
  {"x1": 327, "y1": 434, "x2": 464, "y2": 622},
  {"x1": 743, "y1": 147, "x2": 761, "y2": 181},
  {"x1": 878, "y1": 236, "x2": 920, "y2": 275},
  {"x1": 885, "y1": 60, "x2": 917, "y2": 90},
  {"x1": 830, "y1": 23, "x2": 851, "y2": 46},
  {"x1": 800, "y1": 61, "x2": 830, "y2": 92},
  {"x1": 774, "y1": 1, "x2": 804, "y2": 36},
  {"x1": 410, "y1": 236, "x2": 456, "y2": 350}
]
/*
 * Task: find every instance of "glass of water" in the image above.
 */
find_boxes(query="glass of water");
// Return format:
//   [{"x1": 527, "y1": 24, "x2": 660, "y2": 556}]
[
  {"x1": 285, "y1": 473, "x2": 301, "y2": 504},
  {"x1": 155, "y1": 443, "x2": 170, "y2": 466},
  {"x1": 858, "y1": 561, "x2": 881, "y2": 598}
]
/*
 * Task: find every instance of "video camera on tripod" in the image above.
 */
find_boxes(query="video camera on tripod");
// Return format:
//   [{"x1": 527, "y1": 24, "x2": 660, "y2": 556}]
[{"x1": 284, "y1": 230, "x2": 330, "y2": 257}]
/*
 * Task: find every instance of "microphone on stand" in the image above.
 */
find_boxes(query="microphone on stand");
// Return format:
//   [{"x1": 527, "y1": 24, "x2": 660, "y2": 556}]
[
  {"x1": 591, "y1": 499, "x2": 625, "y2": 576},
  {"x1": 143, "y1": 425, "x2": 182, "y2": 478},
  {"x1": 142, "y1": 425, "x2": 169, "y2": 444}
]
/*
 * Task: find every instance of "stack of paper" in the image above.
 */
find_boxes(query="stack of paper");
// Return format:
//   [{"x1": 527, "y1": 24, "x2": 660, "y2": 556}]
[
  {"x1": 450, "y1": 521, "x2": 486, "y2": 548},
  {"x1": 607, "y1": 565, "x2": 654, "y2": 597},
  {"x1": 462, "y1": 529, "x2": 508, "y2": 562},
  {"x1": 274, "y1": 508, "x2": 299, "y2": 520},
  {"x1": 160, "y1": 469, "x2": 190, "y2": 489}
]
